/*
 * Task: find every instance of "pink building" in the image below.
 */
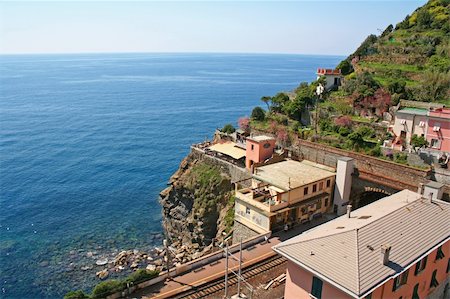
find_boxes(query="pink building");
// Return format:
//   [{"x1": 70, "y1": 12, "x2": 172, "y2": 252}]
[
  {"x1": 245, "y1": 135, "x2": 276, "y2": 170},
  {"x1": 427, "y1": 108, "x2": 450, "y2": 152},
  {"x1": 273, "y1": 187, "x2": 450, "y2": 299}
]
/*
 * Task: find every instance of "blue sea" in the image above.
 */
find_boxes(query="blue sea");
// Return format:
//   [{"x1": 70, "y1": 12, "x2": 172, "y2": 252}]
[{"x1": 0, "y1": 53, "x2": 343, "y2": 298}]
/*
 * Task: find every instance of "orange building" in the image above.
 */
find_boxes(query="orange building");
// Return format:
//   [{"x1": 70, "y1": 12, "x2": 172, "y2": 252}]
[
  {"x1": 273, "y1": 188, "x2": 450, "y2": 299},
  {"x1": 245, "y1": 135, "x2": 276, "y2": 170}
]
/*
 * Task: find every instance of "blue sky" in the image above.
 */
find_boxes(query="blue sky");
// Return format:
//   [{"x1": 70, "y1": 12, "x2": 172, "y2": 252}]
[{"x1": 0, "y1": 1, "x2": 426, "y2": 55}]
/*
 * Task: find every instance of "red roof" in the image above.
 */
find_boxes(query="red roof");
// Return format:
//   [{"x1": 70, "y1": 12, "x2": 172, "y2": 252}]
[{"x1": 316, "y1": 68, "x2": 341, "y2": 76}]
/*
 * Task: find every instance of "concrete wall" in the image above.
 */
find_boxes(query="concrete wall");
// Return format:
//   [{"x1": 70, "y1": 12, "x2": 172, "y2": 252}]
[
  {"x1": 370, "y1": 242, "x2": 449, "y2": 299},
  {"x1": 234, "y1": 199, "x2": 270, "y2": 233},
  {"x1": 232, "y1": 220, "x2": 260, "y2": 244},
  {"x1": 284, "y1": 261, "x2": 351, "y2": 299}
]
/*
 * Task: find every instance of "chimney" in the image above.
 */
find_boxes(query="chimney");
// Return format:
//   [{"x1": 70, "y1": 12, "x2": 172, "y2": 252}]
[
  {"x1": 380, "y1": 244, "x2": 392, "y2": 265},
  {"x1": 417, "y1": 183, "x2": 424, "y2": 195},
  {"x1": 346, "y1": 205, "x2": 352, "y2": 218}
]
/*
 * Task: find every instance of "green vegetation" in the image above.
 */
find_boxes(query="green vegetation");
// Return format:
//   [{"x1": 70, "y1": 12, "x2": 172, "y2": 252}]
[
  {"x1": 411, "y1": 134, "x2": 428, "y2": 148},
  {"x1": 221, "y1": 123, "x2": 235, "y2": 134},
  {"x1": 223, "y1": 196, "x2": 236, "y2": 233},
  {"x1": 251, "y1": 106, "x2": 266, "y2": 121},
  {"x1": 337, "y1": 0, "x2": 450, "y2": 104},
  {"x1": 64, "y1": 269, "x2": 159, "y2": 299}
]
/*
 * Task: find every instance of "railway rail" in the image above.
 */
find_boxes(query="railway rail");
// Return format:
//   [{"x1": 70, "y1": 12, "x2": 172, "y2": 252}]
[{"x1": 172, "y1": 255, "x2": 286, "y2": 299}]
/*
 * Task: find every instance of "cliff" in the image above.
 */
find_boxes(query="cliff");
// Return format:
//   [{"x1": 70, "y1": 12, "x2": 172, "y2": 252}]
[{"x1": 159, "y1": 151, "x2": 237, "y2": 263}]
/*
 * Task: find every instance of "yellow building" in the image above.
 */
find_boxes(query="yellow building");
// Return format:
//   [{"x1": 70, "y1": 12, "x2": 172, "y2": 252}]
[{"x1": 234, "y1": 160, "x2": 335, "y2": 234}]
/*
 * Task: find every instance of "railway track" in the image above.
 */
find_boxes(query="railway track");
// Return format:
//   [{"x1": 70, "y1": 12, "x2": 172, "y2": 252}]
[{"x1": 172, "y1": 255, "x2": 286, "y2": 299}]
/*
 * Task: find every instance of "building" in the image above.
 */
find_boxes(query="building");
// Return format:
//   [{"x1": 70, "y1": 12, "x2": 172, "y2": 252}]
[
  {"x1": 316, "y1": 68, "x2": 342, "y2": 90},
  {"x1": 235, "y1": 160, "x2": 336, "y2": 234},
  {"x1": 245, "y1": 135, "x2": 276, "y2": 170},
  {"x1": 427, "y1": 108, "x2": 450, "y2": 152},
  {"x1": 391, "y1": 107, "x2": 428, "y2": 149},
  {"x1": 273, "y1": 188, "x2": 450, "y2": 299}
]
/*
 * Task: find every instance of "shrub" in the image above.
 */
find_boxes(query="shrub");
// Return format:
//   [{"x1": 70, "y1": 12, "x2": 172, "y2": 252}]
[
  {"x1": 411, "y1": 134, "x2": 428, "y2": 148},
  {"x1": 91, "y1": 280, "x2": 126, "y2": 299},
  {"x1": 238, "y1": 117, "x2": 250, "y2": 132},
  {"x1": 64, "y1": 290, "x2": 90, "y2": 299},
  {"x1": 334, "y1": 116, "x2": 352, "y2": 128},
  {"x1": 251, "y1": 107, "x2": 266, "y2": 121},
  {"x1": 394, "y1": 153, "x2": 408, "y2": 165},
  {"x1": 126, "y1": 269, "x2": 159, "y2": 284},
  {"x1": 221, "y1": 123, "x2": 235, "y2": 134},
  {"x1": 338, "y1": 126, "x2": 351, "y2": 137}
]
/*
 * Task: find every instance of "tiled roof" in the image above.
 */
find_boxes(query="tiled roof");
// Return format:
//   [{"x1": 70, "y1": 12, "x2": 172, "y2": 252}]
[{"x1": 273, "y1": 190, "x2": 450, "y2": 297}]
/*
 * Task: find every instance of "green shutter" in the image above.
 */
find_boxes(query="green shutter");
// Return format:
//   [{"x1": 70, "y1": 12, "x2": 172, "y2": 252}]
[
  {"x1": 430, "y1": 270, "x2": 439, "y2": 288},
  {"x1": 412, "y1": 283, "x2": 420, "y2": 299},
  {"x1": 415, "y1": 262, "x2": 420, "y2": 275},
  {"x1": 436, "y1": 246, "x2": 445, "y2": 260},
  {"x1": 311, "y1": 276, "x2": 323, "y2": 299}
]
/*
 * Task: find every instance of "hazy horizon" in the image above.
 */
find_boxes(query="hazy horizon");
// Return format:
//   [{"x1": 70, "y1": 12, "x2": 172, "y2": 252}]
[{"x1": 0, "y1": 1, "x2": 426, "y2": 56}]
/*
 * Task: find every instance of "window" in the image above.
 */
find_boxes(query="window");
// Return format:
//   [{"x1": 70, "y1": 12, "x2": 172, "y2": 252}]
[
  {"x1": 430, "y1": 270, "x2": 439, "y2": 288},
  {"x1": 447, "y1": 258, "x2": 450, "y2": 273},
  {"x1": 325, "y1": 197, "x2": 329, "y2": 207},
  {"x1": 316, "y1": 200, "x2": 322, "y2": 209},
  {"x1": 311, "y1": 276, "x2": 323, "y2": 299},
  {"x1": 313, "y1": 184, "x2": 317, "y2": 193},
  {"x1": 326, "y1": 179, "x2": 331, "y2": 188},
  {"x1": 392, "y1": 271, "x2": 409, "y2": 291},
  {"x1": 245, "y1": 207, "x2": 250, "y2": 215},
  {"x1": 304, "y1": 187, "x2": 309, "y2": 196},
  {"x1": 414, "y1": 256, "x2": 427, "y2": 275},
  {"x1": 364, "y1": 294, "x2": 372, "y2": 299},
  {"x1": 431, "y1": 139, "x2": 441, "y2": 149},
  {"x1": 319, "y1": 182, "x2": 323, "y2": 191},
  {"x1": 412, "y1": 283, "x2": 420, "y2": 299},
  {"x1": 435, "y1": 246, "x2": 445, "y2": 261},
  {"x1": 251, "y1": 144, "x2": 254, "y2": 150},
  {"x1": 263, "y1": 143, "x2": 270, "y2": 149}
]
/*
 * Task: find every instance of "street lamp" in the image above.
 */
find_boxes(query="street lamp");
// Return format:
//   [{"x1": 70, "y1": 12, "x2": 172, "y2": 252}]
[{"x1": 314, "y1": 83, "x2": 324, "y2": 134}]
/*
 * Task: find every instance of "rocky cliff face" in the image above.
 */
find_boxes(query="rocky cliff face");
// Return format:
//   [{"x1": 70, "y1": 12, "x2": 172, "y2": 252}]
[{"x1": 159, "y1": 152, "x2": 234, "y2": 263}]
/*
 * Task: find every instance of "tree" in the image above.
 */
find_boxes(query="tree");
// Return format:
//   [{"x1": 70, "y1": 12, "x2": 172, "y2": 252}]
[
  {"x1": 238, "y1": 117, "x2": 250, "y2": 132},
  {"x1": 221, "y1": 123, "x2": 235, "y2": 134},
  {"x1": 380, "y1": 24, "x2": 393, "y2": 38},
  {"x1": 416, "y1": 9, "x2": 432, "y2": 29},
  {"x1": 336, "y1": 59, "x2": 354, "y2": 75},
  {"x1": 261, "y1": 96, "x2": 271, "y2": 111},
  {"x1": 251, "y1": 107, "x2": 266, "y2": 121},
  {"x1": 411, "y1": 134, "x2": 428, "y2": 148},
  {"x1": 270, "y1": 92, "x2": 290, "y2": 113}
]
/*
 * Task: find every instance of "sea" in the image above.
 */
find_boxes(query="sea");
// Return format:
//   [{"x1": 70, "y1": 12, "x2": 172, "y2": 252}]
[{"x1": 0, "y1": 53, "x2": 344, "y2": 298}]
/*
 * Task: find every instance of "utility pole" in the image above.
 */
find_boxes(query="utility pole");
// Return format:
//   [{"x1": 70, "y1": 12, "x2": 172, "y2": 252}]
[
  {"x1": 224, "y1": 243, "x2": 229, "y2": 298},
  {"x1": 315, "y1": 83, "x2": 324, "y2": 135},
  {"x1": 224, "y1": 239, "x2": 253, "y2": 299},
  {"x1": 163, "y1": 239, "x2": 171, "y2": 280}
]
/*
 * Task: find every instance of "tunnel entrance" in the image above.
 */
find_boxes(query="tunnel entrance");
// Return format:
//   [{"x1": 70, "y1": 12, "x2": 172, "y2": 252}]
[{"x1": 357, "y1": 187, "x2": 392, "y2": 208}]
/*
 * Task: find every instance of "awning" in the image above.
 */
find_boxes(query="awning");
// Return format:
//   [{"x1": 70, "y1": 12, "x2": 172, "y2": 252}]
[
  {"x1": 433, "y1": 126, "x2": 441, "y2": 132},
  {"x1": 419, "y1": 121, "x2": 425, "y2": 127},
  {"x1": 400, "y1": 119, "x2": 406, "y2": 125},
  {"x1": 208, "y1": 142, "x2": 246, "y2": 160}
]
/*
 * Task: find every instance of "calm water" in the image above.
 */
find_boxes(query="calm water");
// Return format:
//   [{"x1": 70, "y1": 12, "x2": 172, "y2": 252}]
[{"x1": 0, "y1": 53, "x2": 343, "y2": 298}]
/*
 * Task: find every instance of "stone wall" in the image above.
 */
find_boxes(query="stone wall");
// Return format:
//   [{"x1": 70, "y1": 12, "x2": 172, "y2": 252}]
[
  {"x1": 287, "y1": 139, "x2": 432, "y2": 192},
  {"x1": 232, "y1": 220, "x2": 260, "y2": 244}
]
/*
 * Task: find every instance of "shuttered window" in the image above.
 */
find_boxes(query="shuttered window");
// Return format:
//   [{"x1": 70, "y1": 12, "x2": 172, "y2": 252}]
[
  {"x1": 435, "y1": 246, "x2": 445, "y2": 261},
  {"x1": 414, "y1": 256, "x2": 427, "y2": 275},
  {"x1": 430, "y1": 270, "x2": 439, "y2": 288},
  {"x1": 311, "y1": 276, "x2": 323, "y2": 299},
  {"x1": 412, "y1": 283, "x2": 420, "y2": 299}
]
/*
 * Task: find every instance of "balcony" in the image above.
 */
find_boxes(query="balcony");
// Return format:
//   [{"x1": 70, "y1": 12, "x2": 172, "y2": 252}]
[{"x1": 235, "y1": 185, "x2": 288, "y2": 213}]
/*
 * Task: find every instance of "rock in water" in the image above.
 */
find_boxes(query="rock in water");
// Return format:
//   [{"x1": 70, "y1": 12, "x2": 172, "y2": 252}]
[
  {"x1": 95, "y1": 258, "x2": 108, "y2": 266},
  {"x1": 146, "y1": 264, "x2": 156, "y2": 271},
  {"x1": 96, "y1": 269, "x2": 109, "y2": 279}
]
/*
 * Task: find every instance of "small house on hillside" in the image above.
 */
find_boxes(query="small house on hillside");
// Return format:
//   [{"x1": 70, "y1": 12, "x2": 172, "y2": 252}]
[{"x1": 316, "y1": 68, "x2": 342, "y2": 90}]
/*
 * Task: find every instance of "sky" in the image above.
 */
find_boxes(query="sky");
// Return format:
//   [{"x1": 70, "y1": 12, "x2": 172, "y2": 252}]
[{"x1": 0, "y1": 0, "x2": 427, "y2": 56}]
